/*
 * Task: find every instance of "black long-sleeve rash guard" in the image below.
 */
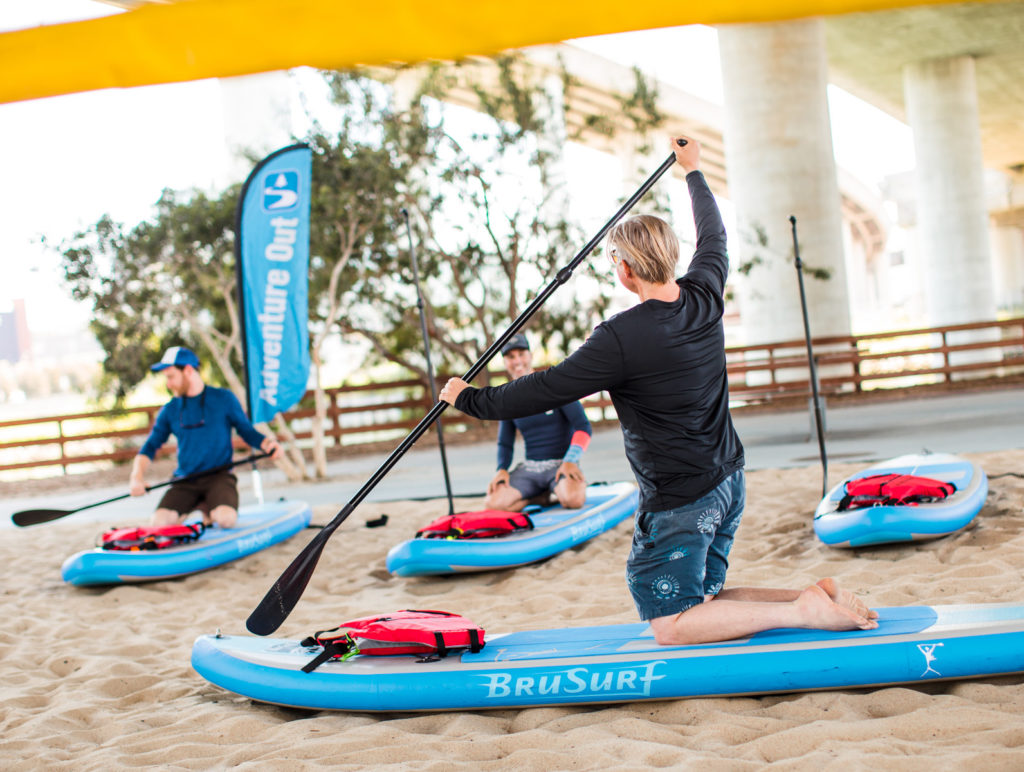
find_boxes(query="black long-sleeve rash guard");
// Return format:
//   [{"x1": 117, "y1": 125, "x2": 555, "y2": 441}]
[{"x1": 456, "y1": 170, "x2": 745, "y2": 513}]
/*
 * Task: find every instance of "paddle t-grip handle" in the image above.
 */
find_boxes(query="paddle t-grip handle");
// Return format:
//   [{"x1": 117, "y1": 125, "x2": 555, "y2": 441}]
[{"x1": 676, "y1": 138, "x2": 688, "y2": 146}]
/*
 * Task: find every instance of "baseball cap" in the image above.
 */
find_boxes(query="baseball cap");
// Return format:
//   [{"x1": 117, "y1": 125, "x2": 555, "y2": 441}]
[
  {"x1": 501, "y1": 333, "x2": 530, "y2": 356},
  {"x1": 151, "y1": 346, "x2": 200, "y2": 372}
]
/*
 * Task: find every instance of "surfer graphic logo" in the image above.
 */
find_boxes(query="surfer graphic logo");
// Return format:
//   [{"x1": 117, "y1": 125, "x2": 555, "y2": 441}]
[
  {"x1": 262, "y1": 170, "x2": 300, "y2": 211},
  {"x1": 918, "y1": 642, "x2": 944, "y2": 676}
]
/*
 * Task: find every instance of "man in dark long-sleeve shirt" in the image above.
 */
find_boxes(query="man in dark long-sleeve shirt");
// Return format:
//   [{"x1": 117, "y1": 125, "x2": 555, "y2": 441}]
[{"x1": 441, "y1": 135, "x2": 877, "y2": 645}]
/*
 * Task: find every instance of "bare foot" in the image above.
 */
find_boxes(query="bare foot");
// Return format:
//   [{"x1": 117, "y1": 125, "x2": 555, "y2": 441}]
[
  {"x1": 797, "y1": 584, "x2": 878, "y2": 631},
  {"x1": 816, "y1": 577, "x2": 880, "y2": 620}
]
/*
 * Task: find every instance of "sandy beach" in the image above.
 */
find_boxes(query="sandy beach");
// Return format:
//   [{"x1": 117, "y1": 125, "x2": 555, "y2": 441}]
[{"x1": 2, "y1": 448, "x2": 1024, "y2": 770}]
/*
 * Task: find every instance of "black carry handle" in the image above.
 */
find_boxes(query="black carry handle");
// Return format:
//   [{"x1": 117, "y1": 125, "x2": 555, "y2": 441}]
[
  {"x1": 10, "y1": 452, "x2": 272, "y2": 527},
  {"x1": 245, "y1": 140, "x2": 688, "y2": 636}
]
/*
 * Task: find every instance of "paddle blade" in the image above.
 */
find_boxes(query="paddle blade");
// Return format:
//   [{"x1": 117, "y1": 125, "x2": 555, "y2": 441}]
[
  {"x1": 246, "y1": 529, "x2": 331, "y2": 635},
  {"x1": 11, "y1": 509, "x2": 71, "y2": 527}
]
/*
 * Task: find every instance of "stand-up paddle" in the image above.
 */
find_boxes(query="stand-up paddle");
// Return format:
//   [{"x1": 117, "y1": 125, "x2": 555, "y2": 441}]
[
  {"x1": 245, "y1": 140, "x2": 687, "y2": 636},
  {"x1": 401, "y1": 207, "x2": 456, "y2": 516},
  {"x1": 790, "y1": 215, "x2": 829, "y2": 498},
  {"x1": 11, "y1": 452, "x2": 271, "y2": 527}
]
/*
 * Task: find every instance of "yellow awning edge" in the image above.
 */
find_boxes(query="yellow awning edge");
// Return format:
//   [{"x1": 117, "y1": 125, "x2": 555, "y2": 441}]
[{"x1": 0, "y1": 0, "x2": 988, "y2": 105}]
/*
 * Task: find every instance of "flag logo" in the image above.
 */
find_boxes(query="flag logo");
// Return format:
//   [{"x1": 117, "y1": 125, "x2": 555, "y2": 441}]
[{"x1": 262, "y1": 171, "x2": 300, "y2": 211}]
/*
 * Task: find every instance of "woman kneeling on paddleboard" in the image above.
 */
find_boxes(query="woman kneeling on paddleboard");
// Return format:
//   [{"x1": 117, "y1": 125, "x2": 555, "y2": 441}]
[{"x1": 440, "y1": 135, "x2": 879, "y2": 645}]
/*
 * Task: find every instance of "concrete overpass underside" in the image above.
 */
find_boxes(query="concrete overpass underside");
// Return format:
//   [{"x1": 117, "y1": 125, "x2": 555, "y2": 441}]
[
  {"x1": 826, "y1": 1, "x2": 1024, "y2": 219},
  {"x1": 429, "y1": 45, "x2": 888, "y2": 264},
  {"x1": 100, "y1": 0, "x2": 1024, "y2": 325}
]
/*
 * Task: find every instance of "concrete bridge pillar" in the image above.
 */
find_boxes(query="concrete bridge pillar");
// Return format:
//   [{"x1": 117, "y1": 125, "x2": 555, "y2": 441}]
[
  {"x1": 717, "y1": 19, "x2": 851, "y2": 345},
  {"x1": 990, "y1": 223, "x2": 1024, "y2": 313},
  {"x1": 903, "y1": 56, "x2": 996, "y2": 329}
]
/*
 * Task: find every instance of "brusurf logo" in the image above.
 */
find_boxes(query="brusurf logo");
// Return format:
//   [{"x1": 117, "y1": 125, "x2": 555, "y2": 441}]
[
  {"x1": 235, "y1": 530, "x2": 273, "y2": 554},
  {"x1": 569, "y1": 519, "x2": 603, "y2": 543},
  {"x1": 263, "y1": 171, "x2": 300, "y2": 211},
  {"x1": 479, "y1": 661, "x2": 666, "y2": 701}
]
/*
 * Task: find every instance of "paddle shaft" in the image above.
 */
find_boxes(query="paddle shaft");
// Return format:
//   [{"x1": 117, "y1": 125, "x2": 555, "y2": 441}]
[
  {"x1": 11, "y1": 452, "x2": 271, "y2": 527},
  {"x1": 790, "y1": 215, "x2": 829, "y2": 497},
  {"x1": 402, "y1": 206, "x2": 455, "y2": 517},
  {"x1": 245, "y1": 145, "x2": 684, "y2": 635}
]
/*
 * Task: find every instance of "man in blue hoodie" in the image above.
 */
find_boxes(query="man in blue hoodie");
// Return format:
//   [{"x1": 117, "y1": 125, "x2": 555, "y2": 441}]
[{"x1": 128, "y1": 346, "x2": 282, "y2": 528}]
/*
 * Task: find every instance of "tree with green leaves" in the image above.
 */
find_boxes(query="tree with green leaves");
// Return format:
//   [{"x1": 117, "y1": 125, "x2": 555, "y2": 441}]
[
  {"x1": 58, "y1": 52, "x2": 666, "y2": 479},
  {"x1": 317, "y1": 54, "x2": 667, "y2": 381},
  {"x1": 58, "y1": 188, "x2": 307, "y2": 480},
  {"x1": 295, "y1": 57, "x2": 666, "y2": 475}
]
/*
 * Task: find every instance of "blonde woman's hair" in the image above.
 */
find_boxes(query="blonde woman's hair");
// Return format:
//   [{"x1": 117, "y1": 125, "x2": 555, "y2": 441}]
[{"x1": 607, "y1": 214, "x2": 679, "y2": 285}]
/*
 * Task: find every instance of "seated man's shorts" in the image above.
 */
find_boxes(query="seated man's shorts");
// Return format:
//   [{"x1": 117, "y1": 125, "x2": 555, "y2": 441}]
[
  {"x1": 507, "y1": 459, "x2": 563, "y2": 500},
  {"x1": 625, "y1": 469, "x2": 745, "y2": 621},
  {"x1": 158, "y1": 471, "x2": 239, "y2": 516}
]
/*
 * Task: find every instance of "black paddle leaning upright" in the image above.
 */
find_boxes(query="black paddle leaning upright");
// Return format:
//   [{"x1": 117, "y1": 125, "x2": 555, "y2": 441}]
[
  {"x1": 790, "y1": 215, "x2": 829, "y2": 498},
  {"x1": 11, "y1": 452, "x2": 272, "y2": 527},
  {"x1": 245, "y1": 140, "x2": 687, "y2": 636},
  {"x1": 401, "y1": 206, "x2": 455, "y2": 517}
]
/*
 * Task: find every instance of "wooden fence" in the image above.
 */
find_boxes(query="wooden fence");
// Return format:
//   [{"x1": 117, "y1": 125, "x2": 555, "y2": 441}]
[
  {"x1": 1, "y1": 317, "x2": 1021, "y2": 476},
  {"x1": 724, "y1": 317, "x2": 1024, "y2": 403}
]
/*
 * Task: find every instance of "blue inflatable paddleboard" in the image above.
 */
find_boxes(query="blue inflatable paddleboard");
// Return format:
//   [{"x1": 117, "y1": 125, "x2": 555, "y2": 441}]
[
  {"x1": 385, "y1": 481, "x2": 639, "y2": 576},
  {"x1": 62, "y1": 499, "x2": 312, "y2": 586},
  {"x1": 192, "y1": 602, "x2": 1024, "y2": 712},
  {"x1": 814, "y1": 452, "x2": 987, "y2": 548}
]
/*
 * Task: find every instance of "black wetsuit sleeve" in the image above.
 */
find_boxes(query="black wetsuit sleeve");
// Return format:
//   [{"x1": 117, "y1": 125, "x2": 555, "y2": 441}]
[
  {"x1": 681, "y1": 170, "x2": 729, "y2": 297},
  {"x1": 455, "y1": 324, "x2": 624, "y2": 421}
]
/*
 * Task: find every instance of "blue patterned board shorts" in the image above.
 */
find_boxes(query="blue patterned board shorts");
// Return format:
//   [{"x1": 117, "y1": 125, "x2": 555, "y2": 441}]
[{"x1": 626, "y1": 470, "x2": 745, "y2": 621}]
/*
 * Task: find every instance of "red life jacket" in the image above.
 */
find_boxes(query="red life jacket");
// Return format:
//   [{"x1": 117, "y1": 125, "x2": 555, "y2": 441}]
[
  {"x1": 838, "y1": 474, "x2": 956, "y2": 511},
  {"x1": 415, "y1": 509, "x2": 533, "y2": 539},
  {"x1": 98, "y1": 523, "x2": 205, "y2": 551},
  {"x1": 300, "y1": 609, "x2": 486, "y2": 673}
]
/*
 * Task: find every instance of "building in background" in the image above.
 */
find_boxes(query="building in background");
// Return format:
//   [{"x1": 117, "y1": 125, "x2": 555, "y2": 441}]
[{"x1": 0, "y1": 300, "x2": 31, "y2": 364}]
